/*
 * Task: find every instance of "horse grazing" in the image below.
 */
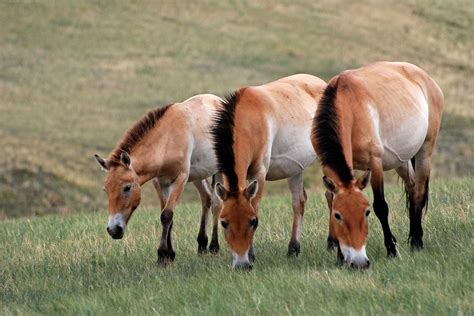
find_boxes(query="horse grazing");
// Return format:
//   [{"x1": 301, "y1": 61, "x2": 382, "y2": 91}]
[
  {"x1": 211, "y1": 74, "x2": 326, "y2": 269},
  {"x1": 94, "y1": 94, "x2": 223, "y2": 263},
  {"x1": 311, "y1": 62, "x2": 444, "y2": 268}
]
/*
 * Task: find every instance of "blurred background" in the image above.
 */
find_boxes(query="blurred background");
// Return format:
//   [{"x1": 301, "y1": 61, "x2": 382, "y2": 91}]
[{"x1": 1, "y1": 0, "x2": 472, "y2": 219}]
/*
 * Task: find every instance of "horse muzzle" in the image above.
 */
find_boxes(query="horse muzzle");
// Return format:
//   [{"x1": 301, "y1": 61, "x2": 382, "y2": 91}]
[
  {"x1": 232, "y1": 250, "x2": 253, "y2": 270},
  {"x1": 107, "y1": 225, "x2": 124, "y2": 239},
  {"x1": 340, "y1": 244, "x2": 370, "y2": 269},
  {"x1": 107, "y1": 213, "x2": 127, "y2": 239}
]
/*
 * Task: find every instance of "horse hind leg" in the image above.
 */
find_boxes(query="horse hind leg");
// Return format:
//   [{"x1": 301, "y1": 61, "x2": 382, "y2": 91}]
[
  {"x1": 409, "y1": 145, "x2": 432, "y2": 250},
  {"x1": 287, "y1": 172, "x2": 307, "y2": 257},
  {"x1": 193, "y1": 179, "x2": 212, "y2": 254}
]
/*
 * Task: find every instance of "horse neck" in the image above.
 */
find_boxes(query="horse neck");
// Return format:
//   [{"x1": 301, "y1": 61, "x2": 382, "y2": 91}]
[
  {"x1": 336, "y1": 102, "x2": 354, "y2": 170},
  {"x1": 130, "y1": 126, "x2": 168, "y2": 185}
]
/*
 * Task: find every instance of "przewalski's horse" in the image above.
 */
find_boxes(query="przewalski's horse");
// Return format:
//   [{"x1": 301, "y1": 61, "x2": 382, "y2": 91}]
[
  {"x1": 94, "y1": 94, "x2": 224, "y2": 263},
  {"x1": 311, "y1": 62, "x2": 443, "y2": 268},
  {"x1": 211, "y1": 74, "x2": 326, "y2": 269}
]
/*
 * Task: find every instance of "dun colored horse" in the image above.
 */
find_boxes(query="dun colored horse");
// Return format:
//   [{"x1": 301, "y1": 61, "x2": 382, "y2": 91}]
[
  {"x1": 211, "y1": 74, "x2": 326, "y2": 269},
  {"x1": 94, "y1": 94, "x2": 223, "y2": 263},
  {"x1": 312, "y1": 62, "x2": 443, "y2": 268}
]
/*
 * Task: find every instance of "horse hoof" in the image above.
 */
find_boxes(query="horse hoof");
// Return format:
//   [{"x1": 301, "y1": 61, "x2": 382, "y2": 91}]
[
  {"x1": 209, "y1": 243, "x2": 220, "y2": 255},
  {"x1": 197, "y1": 235, "x2": 208, "y2": 254},
  {"x1": 157, "y1": 248, "x2": 176, "y2": 264},
  {"x1": 287, "y1": 240, "x2": 300, "y2": 257},
  {"x1": 410, "y1": 238, "x2": 423, "y2": 251},
  {"x1": 386, "y1": 244, "x2": 398, "y2": 258},
  {"x1": 249, "y1": 252, "x2": 256, "y2": 263},
  {"x1": 326, "y1": 237, "x2": 338, "y2": 251}
]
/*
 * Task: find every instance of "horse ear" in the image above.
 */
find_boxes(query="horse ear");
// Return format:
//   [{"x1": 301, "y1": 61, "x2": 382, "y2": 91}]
[
  {"x1": 215, "y1": 182, "x2": 229, "y2": 201},
  {"x1": 323, "y1": 176, "x2": 338, "y2": 193},
  {"x1": 94, "y1": 154, "x2": 109, "y2": 171},
  {"x1": 244, "y1": 180, "x2": 258, "y2": 200},
  {"x1": 120, "y1": 151, "x2": 131, "y2": 169},
  {"x1": 356, "y1": 169, "x2": 371, "y2": 190}
]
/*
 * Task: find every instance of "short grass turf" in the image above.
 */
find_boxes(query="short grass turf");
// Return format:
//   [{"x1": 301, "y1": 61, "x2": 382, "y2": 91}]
[{"x1": 1, "y1": 178, "x2": 472, "y2": 315}]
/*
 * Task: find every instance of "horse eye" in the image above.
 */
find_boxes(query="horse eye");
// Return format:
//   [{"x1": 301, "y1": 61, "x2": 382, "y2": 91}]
[
  {"x1": 334, "y1": 212, "x2": 342, "y2": 221},
  {"x1": 365, "y1": 209, "x2": 371, "y2": 217},
  {"x1": 249, "y1": 217, "x2": 258, "y2": 229},
  {"x1": 123, "y1": 184, "x2": 132, "y2": 193},
  {"x1": 220, "y1": 220, "x2": 229, "y2": 229}
]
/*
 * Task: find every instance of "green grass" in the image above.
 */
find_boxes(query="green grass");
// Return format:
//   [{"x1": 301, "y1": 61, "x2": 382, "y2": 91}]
[
  {"x1": 0, "y1": 0, "x2": 473, "y2": 217},
  {"x1": 1, "y1": 178, "x2": 472, "y2": 315}
]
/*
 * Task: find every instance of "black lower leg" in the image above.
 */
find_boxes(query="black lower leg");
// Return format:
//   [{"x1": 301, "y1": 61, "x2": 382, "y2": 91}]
[
  {"x1": 373, "y1": 193, "x2": 397, "y2": 257},
  {"x1": 408, "y1": 196, "x2": 424, "y2": 250},
  {"x1": 327, "y1": 235, "x2": 338, "y2": 251},
  {"x1": 409, "y1": 176, "x2": 430, "y2": 250},
  {"x1": 248, "y1": 244, "x2": 255, "y2": 263},
  {"x1": 166, "y1": 222, "x2": 176, "y2": 261},
  {"x1": 336, "y1": 243, "x2": 344, "y2": 266},
  {"x1": 157, "y1": 209, "x2": 175, "y2": 263},
  {"x1": 197, "y1": 218, "x2": 208, "y2": 254},
  {"x1": 209, "y1": 224, "x2": 220, "y2": 254}
]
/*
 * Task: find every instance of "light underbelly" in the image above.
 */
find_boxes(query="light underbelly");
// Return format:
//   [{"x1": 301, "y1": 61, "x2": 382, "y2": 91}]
[
  {"x1": 368, "y1": 92, "x2": 429, "y2": 171},
  {"x1": 266, "y1": 142, "x2": 316, "y2": 181},
  {"x1": 188, "y1": 149, "x2": 217, "y2": 182},
  {"x1": 380, "y1": 121, "x2": 428, "y2": 170}
]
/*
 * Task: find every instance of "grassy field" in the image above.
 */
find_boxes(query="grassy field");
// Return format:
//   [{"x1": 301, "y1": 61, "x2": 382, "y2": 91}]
[
  {"x1": 1, "y1": 178, "x2": 472, "y2": 314},
  {"x1": 0, "y1": 0, "x2": 473, "y2": 218}
]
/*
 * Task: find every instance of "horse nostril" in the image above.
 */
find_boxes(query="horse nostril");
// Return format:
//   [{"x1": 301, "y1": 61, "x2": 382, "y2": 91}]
[
  {"x1": 116, "y1": 226, "x2": 124, "y2": 234},
  {"x1": 366, "y1": 260, "x2": 371, "y2": 268},
  {"x1": 350, "y1": 262, "x2": 355, "y2": 268},
  {"x1": 106, "y1": 226, "x2": 110, "y2": 233}
]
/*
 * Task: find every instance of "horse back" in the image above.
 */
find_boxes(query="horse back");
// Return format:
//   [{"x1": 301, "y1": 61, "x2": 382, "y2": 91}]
[
  {"x1": 333, "y1": 62, "x2": 443, "y2": 170},
  {"x1": 234, "y1": 75, "x2": 326, "y2": 179}
]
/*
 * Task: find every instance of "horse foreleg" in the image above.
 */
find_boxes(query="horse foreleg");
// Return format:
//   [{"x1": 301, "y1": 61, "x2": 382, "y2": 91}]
[
  {"x1": 247, "y1": 171, "x2": 266, "y2": 263},
  {"x1": 324, "y1": 190, "x2": 338, "y2": 251},
  {"x1": 371, "y1": 159, "x2": 398, "y2": 257},
  {"x1": 287, "y1": 172, "x2": 307, "y2": 257},
  {"x1": 152, "y1": 178, "x2": 167, "y2": 210},
  {"x1": 193, "y1": 179, "x2": 212, "y2": 254},
  {"x1": 209, "y1": 173, "x2": 223, "y2": 254},
  {"x1": 157, "y1": 172, "x2": 188, "y2": 264}
]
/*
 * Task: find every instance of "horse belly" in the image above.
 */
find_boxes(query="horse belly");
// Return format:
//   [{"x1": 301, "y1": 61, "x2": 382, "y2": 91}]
[
  {"x1": 379, "y1": 112, "x2": 428, "y2": 170},
  {"x1": 266, "y1": 130, "x2": 316, "y2": 181},
  {"x1": 188, "y1": 142, "x2": 217, "y2": 182}
]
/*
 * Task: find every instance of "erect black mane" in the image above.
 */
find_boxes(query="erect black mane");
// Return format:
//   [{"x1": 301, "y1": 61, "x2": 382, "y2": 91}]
[
  {"x1": 210, "y1": 92, "x2": 240, "y2": 193},
  {"x1": 312, "y1": 80, "x2": 354, "y2": 184},
  {"x1": 109, "y1": 104, "x2": 173, "y2": 166}
]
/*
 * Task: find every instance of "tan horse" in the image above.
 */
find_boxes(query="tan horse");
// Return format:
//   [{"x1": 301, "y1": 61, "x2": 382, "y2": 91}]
[
  {"x1": 211, "y1": 74, "x2": 326, "y2": 269},
  {"x1": 311, "y1": 62, "x2": 444, "y2": 268},
  {"x1": 94, "y1": 94, "x2": 224, "y2": 263}
]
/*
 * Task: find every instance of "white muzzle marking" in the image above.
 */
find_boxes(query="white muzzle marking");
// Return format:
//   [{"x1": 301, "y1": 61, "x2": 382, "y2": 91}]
[
  {"x1": 340, "y1": 244, "x2": 369, "y2": 267},
  {"x1": 232, "y1": 249, "x2": 251, "y2": 269},
  {"x1": 108, "y1": 213, "x2": 126, "y2": 232}
]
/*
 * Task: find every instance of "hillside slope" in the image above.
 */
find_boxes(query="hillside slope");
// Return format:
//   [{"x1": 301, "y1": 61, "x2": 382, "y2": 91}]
[{"x1": 0, "y1": 1, "x2": 472, "y2": 217}]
